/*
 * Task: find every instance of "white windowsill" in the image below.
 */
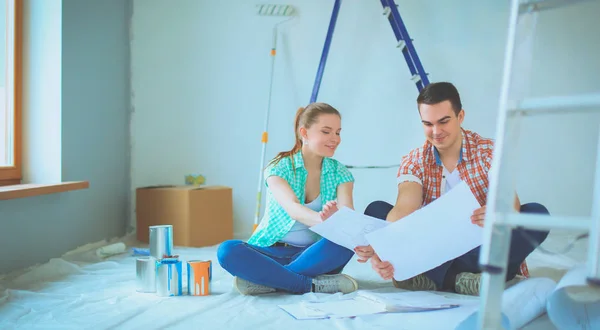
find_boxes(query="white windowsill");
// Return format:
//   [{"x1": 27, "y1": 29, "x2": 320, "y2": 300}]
[{"x1": 0, "y1": 181, "x2": 89, "y2": 200}]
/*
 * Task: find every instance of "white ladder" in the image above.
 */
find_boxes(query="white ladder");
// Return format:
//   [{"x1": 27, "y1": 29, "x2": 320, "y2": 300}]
[{"x1": 478, "y1": 0, "x2": 600, "y2": 328}]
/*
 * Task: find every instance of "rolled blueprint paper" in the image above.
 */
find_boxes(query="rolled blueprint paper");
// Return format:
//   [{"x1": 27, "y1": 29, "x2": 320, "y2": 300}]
[
  {"x1": 455, "y1": 277, "x2": 557, "y2": 330},
  {"x1": 547, "y1": 265, "x2": 600, "y2": 329}
]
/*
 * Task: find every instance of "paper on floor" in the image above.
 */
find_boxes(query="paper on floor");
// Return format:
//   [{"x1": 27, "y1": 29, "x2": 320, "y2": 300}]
[
  {"x1": 365, "y1": 181, "x2": 483, "y2": 281},
  {"x1": 278, "y1": 290, "x2": 462, "y2": 320},
  {"x1": 279, "y1": 298, "x2": 386, "y2": 319},
  {"x1": 309, "y1": 206, "x2": 389, "y2": 250},
  {"x1": 357, "y1": 290, "x2": 461, "y2": 312}
]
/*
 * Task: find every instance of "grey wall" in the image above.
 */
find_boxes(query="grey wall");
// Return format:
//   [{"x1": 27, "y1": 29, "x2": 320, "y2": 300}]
[{"x1": 0, "y1": 0, "x2": 131, "y2": 274}]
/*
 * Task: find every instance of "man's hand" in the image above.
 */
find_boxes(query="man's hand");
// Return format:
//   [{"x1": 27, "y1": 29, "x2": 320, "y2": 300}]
[
  {"x1": 371, "y1": 253, "x2": 394, "y2": 280},
  {"x1": 319, "y1": 201, "x2": 339, "y2": 221},
  {"x1": 354, "y1": 245, "x2": 374, "y2": 263},
  {"x1": 471, "y1": 206, "x2": 486, "y2": 227}
]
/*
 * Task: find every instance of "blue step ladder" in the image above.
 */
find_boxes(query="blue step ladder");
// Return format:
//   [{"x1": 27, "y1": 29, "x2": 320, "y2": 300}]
[
  {"x1": 310, "y1": 0, "x2": 429, "y2": 103},
  {"x1": 380, "y1": 0, "x2": 429, "y2": 91}
]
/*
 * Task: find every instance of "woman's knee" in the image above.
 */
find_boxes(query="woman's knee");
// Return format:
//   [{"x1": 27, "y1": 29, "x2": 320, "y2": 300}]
[{"x1": 217, "y1": 239, "x2": 245, "y2": 269}]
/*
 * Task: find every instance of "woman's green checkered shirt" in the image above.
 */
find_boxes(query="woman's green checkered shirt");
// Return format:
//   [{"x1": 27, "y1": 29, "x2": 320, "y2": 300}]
[{"x1": 247, "y1": 151, "x2": 355, "y2": 247}]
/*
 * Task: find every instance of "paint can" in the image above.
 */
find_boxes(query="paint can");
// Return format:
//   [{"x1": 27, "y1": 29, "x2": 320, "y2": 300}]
[
  {"x1": 135, "y1": 257, "x2": 157, "y2": 293},
  {"x1": 187, "y1": 260, "x2": 211, "y2": 296},
  {"x1": 149, "y1": 225, "x2": 173, "y2": 259},
  {"x1": 156, "y1": 259, "x2": 183, "y2": 297}
]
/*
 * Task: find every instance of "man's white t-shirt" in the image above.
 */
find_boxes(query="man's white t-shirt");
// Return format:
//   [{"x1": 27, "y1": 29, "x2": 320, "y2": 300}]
[{"x1": 442, "y1": 166, "x2": 462, "y2": 194}]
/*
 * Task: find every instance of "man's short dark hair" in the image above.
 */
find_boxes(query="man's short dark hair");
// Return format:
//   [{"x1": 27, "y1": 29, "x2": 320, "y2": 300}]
[{"x1": 416, "y1": 82, "x2": 462, "y2": 116}]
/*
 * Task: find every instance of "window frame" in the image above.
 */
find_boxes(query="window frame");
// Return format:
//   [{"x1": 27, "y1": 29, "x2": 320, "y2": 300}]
[{"x1": 0, "y1": 0, "x2": 22, "y2": 186}]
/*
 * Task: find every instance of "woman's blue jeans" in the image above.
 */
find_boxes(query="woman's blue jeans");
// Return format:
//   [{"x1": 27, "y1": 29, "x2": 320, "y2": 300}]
[{"x1": 217, "y1": 238, "x2": 354, "y2": 294}]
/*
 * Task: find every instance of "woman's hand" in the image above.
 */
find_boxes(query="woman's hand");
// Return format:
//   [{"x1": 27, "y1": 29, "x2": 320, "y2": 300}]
[
  {"x1": 319, "y1": 200, "x2": 339, "y2": 221},
  {"x1": 354, "y1": 245, "x2": 375, "y2": 263}
]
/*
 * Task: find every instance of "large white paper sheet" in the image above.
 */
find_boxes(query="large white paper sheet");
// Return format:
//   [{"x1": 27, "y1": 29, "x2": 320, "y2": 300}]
[
  {"x1": 309, "y1": 206, "x2": 389, "y2": 250},
  {"x1": 365, "y1": 181, "x2": 483, "y2": 281}
]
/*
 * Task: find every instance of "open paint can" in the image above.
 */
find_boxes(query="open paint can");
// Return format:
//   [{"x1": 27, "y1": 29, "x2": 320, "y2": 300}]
[
  {"x1": 149, "y1": 225, "x2": 173, "y2": 259},
  {"x1": 156, "y1": 258, "x2": 183, "y2": 297},
  {"x1": 136, "y1": 257, "x2": 157, "y2": 293},
  {"x1": 187, "y1": 260, "x2": 211, "y2": 296}
]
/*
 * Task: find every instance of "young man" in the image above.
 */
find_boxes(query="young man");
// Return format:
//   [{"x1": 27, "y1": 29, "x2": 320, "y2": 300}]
[{"x1": 360, "y1": 82, "x2": 550, "y2": 295}]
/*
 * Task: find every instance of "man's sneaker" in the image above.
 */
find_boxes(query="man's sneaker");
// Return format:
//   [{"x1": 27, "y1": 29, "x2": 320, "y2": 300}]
[
  {"x1": 393, "y1": 274, "x2": 437, "y2": 291},
  {"x1": 312, "y1": 274, "x2": 358, "y2": 294},
  {"x1": 454, "y1": 272, "x2": 481, "y2": 296},
  {"x1": 233, "y1": 277, "x2": 276, "y2": 295},
  {"x1": 454, "y1": 273, "x2": 525, "y2": 296}
]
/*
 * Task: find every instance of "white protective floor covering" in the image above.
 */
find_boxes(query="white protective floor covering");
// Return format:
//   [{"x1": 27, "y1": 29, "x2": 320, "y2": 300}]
[{"x1": 0, "y1": 230, "x2": 590, "y2": 330}]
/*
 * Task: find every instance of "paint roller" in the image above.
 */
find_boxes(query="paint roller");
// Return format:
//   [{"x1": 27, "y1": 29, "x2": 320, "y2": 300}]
[{"x1": 252, "y1": 4, "x2": 297, "y2": 233}]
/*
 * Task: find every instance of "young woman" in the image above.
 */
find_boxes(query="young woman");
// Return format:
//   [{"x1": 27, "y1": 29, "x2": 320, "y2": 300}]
[{"x1": 217, "y1": 102, "x2": 358, "y2": 295}]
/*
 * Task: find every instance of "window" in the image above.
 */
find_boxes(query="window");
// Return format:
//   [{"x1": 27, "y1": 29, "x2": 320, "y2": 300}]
[{"x1": 0, "y1": 0, "x2": 21, "y2": 186}]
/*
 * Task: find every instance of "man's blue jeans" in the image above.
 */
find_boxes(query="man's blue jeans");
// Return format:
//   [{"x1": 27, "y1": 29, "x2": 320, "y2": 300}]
[
  {"x1": 364, "y1": 201, "x2": 550, "y2": 290},
  {"x1": 217, "y1": 237, "x2": 354, "y2": 294}
]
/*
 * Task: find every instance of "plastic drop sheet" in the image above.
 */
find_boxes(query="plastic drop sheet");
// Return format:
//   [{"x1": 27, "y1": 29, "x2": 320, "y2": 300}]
[{"x1": 0, "y1": 232, "x2": 588, "y2": 330}]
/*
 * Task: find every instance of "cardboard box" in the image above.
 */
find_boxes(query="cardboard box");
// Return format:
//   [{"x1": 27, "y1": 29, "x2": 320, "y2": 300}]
[{"x1": 136, "y1": 185, "x2": 233, "y2": 247}]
